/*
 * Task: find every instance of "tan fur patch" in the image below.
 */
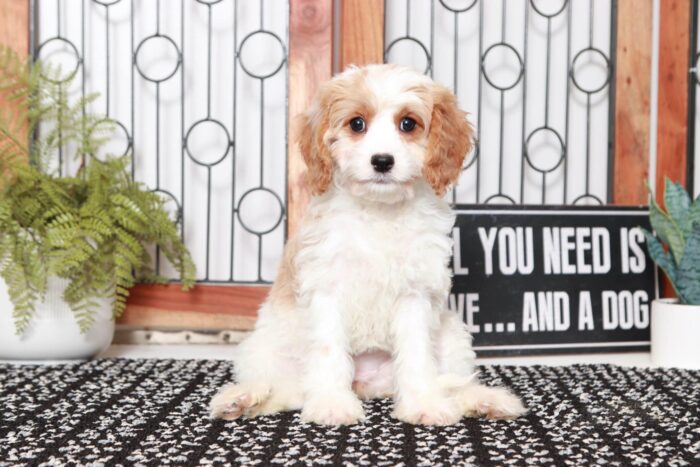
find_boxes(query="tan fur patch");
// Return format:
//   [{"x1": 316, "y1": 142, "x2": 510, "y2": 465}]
[
  {"x1": 266, "y1": 232, "x2": 300, "y2": 310},
  {"x1": 423, "y1": 85, "x2": 474, "y2": 196},
  {"x1": 295, "y1": 70, "x2": 377, "y2": 194}
]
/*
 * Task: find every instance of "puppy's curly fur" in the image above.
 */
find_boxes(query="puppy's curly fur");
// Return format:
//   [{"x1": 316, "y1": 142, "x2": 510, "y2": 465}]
[{"x1": 210, "y1": 65, "x2": 526, "y2": 426}]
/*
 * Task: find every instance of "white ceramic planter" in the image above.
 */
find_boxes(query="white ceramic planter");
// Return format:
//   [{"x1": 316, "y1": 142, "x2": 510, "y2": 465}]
[
  {"x1": 651, "y1": 299, "x2": 700, "y2": 370},
  {"x1": 0, "y1": 275, "x2": 114, "y2": 360}
]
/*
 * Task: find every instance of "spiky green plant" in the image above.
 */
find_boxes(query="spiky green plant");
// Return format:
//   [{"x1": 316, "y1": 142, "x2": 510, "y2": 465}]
[
  {"x1": 642, "y1": 178, "x2": 700, "y2": 305},
  {"x1": 0, "y1": 45, "x2": 195, "y2": 334}
]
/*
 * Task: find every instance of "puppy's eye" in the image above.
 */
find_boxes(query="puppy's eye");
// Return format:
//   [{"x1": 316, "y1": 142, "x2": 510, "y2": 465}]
[
  {"x1": 399, "y1": 117, "x2": 417, "y2": 133},
  {"x1": 349, "y1": 117, "x2": 366, "y2": 133}
]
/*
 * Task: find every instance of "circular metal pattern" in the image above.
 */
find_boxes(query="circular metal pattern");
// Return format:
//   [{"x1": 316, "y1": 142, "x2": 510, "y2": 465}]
[
  {"x1": 481, "y1": 42, "x2": 524, "y2": 91},
  {"x1": 92, "y1": 119, "x2": 132, "y2": 159},
  {"x1": 438, "y1": 0, "x2": 478, "y2": 13},
  {"x1": 384, "y1": 36, "x2": 432, "y2": 75},
  {"x1": 134, "y1": 35, "x2": 182, "y2": 83},
  {"x1": 152, "y1": 188, "x2": 183, "y2": 224},
  {"x1": 484, "y1": 193, "x2": 517, "y2": 204},
  {"x1": 572, "y1": 193, "x2": 604, "y2": 206},
  {"x1": 238, "y1": 30, "x2": 287, "y2": 80},
  {"x1": 184, "y1": 118, "x2": 232, "y2": 167},
  {"x1": 462, "y1": 142, "x2": 479, "y2": 171},
  {"x1": 529, "y1": 0, "x2": 568, "y2": 18},
  {"x1": 92, "y1": 0, "x2": 122, "y2": 5},
  {"x1": 570, "y1": 47, "x2": 611, "y2": 94},
  {"x1": 524, "y1": 126, "x2": 566, "y2": 173},
  {"x1": 236, "y1": 187, "x2": 285, "y2": 235},
  {"x1": 36, "y1": 37, "x2": 81, "y2": 84}
]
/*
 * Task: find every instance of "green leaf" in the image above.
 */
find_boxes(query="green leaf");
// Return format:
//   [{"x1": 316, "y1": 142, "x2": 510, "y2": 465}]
[
  {"x1": 0, "y1": 45, "x2": 196, "y2": 333},
  {"x1": 688, "y1": 195, "x2": 700, "y2": 231},
  {"x1": 642, "y1": 228, "x2": 680, "y2": 294},
  {"x1": 676, "y1": 223, "x2": 700, "y2": 305},
  {"x1": 665, "y1": 178, "x2": 691, "y2": 234},
  {"x1": 649, "y1": 197, "x2": 684, "y2": 265}
]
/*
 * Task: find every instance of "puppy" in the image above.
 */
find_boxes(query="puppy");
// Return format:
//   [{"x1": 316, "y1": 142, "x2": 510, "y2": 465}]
[{"x1": 210, "y1": 64, "x2": 526, "y2": 425}]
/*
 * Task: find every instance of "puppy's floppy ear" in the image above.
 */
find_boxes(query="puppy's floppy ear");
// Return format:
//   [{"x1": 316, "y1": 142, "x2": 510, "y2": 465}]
[
  {"x1": 423, "y1": 85, "x2": 474, "y2": 196},
  {"x1": 295, "y1": 106, "x2": 333, "y2": 195}
]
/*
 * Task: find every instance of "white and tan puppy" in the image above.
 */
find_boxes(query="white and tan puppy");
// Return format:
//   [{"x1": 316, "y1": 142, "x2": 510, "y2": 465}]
[{"x1": 210, "y1": 64, "x2": 526, "y2": 426}]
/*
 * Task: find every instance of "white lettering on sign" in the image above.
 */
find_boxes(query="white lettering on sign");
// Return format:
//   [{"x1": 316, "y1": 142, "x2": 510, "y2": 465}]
[
  {"x1": 452, "y1": 228, "x2": 469, "y2": 275},
  {"x1": 478, "y1": 227, "x2": 497, "y2": 276},
  {"x1": 602, "y1": 290, "x2": 650, "y2": 330},
  {"x1": 578, "y1": 291, "x2": 595, "y2": 330},
  {"x1": 449, "y1": 293, "x2": 481, "y2": 333},
  {"x1": 497, "y1": 227, "x2": 534, "y2": 275},
  {"x1": 522, "y1": 291, "x2": 570, "y2": 332},
  {"x1": 478, "y1": 227, "x2": 534, "y2": 276},
  {"x1": 620, "y1": 227, "x2": 646, "y2": 274},
  {"x1": 543, "y1": 227, "x2": 611, "y2": 274}
]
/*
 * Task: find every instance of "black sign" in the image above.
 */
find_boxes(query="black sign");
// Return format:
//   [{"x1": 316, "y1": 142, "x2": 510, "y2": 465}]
[{"x1": 450, "y1": 205, "x2": 656, "y2": 356}]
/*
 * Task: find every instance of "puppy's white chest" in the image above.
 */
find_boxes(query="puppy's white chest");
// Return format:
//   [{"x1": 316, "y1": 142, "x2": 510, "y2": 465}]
[
  {"x1": 327, "y1": 212, "x2": 435, "y2": 288},
  {"x1": 317, "y1": 209, "x2": 451, "y2": 349}
]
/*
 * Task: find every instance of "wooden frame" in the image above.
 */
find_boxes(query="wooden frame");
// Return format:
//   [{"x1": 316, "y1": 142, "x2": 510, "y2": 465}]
[
  {"x1": 0, "y1": 1, "x2": 28, "y2": 56},
  {"x1": 339, "y1": 0, "x2": 385, "y2": 70},
  {"x1": 0, "y1": 1, "x2": 29, "y2": 156},
  {"x1": 655, "y1": 0, "x2": 693, "y2": 298},
  {"x1": 122, "y1": 0, "x2": 334, "y2": 330},
  {"x1": 656, "y1": 0, "x2": 692, "y2": 201},
  {"x1": 612, "y1": 0, "x2": 653, "y2": 205},
  {"x1": 2, "y1": 0, "x2": 694, "y2": 327},
  {"x1": 287, "y1": 0, "x2": 334, "y2": 236}
]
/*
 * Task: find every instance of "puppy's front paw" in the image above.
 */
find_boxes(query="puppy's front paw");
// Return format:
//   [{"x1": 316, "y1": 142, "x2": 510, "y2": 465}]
[
  {"x1": 301, "y1": 390, "x2": 366, "y2": 426},
  {"x1": 456, "y1": 384, "x2": 527, "y2": 420},
  {"x1": 393, "y1": 393, "x2": 461, "y2": 426},
  {"x1": 209, "y1": 383, "x2": 271, "y2": 420}
]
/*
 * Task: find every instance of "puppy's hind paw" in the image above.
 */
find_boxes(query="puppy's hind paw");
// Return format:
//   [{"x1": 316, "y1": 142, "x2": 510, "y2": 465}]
[{"x1": 209, "y1": 383, "x2": 272, "y2": 421}]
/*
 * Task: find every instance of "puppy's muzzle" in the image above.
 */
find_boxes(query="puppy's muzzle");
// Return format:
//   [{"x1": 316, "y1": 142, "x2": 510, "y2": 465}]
[{"x1": 371, "y1": 154, "x2": 394, "y2": 173}]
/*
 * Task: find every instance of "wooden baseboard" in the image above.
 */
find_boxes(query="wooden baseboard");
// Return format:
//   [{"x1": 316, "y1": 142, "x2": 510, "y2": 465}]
[{"x1": 118, "y1": 283, "x2": 269, "y2": 331}]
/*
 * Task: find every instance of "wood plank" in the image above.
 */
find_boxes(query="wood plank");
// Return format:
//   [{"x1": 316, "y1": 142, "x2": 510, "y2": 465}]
[
  {"x1": 656, "y1": 0, "x2": 691, "y2": 200},
  {"x1": 0, "y1": 0, "x2": 29, "y2": 56},
  {"x1": 339, "y1": 0, "x2": 385, "y2": 70},
  {"x1": 119, "y1": 284, "x2": 269, "y2": 330},
  {"x1": 656, "y1": 0, "x2": 692, "y2": 298},
  {"x1": 287, "y1": 0, "x2": 334, "y2": 236},
  {"x1": 0, "y1": 0, "x2": 30, "y2": 168},
  {"x1": 118, "y1": 308, "x2": 257, "y2": 331},
  {"x1": 612, "y1": 0, "x2": 652, "y2": 205}
]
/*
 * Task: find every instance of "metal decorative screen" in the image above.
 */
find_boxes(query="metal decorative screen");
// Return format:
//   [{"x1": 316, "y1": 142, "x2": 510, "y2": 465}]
[
  {"x1": 384, "y1": 0, "x2": 616, "y2": 205},
  {"x1": 31, "y1": 0, "x2": 288, "y2": 284}
]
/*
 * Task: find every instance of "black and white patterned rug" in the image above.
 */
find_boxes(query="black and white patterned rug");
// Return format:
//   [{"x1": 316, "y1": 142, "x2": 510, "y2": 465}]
[{"x1": 1, "y1": 359, "x2": 699, "y2": 466}]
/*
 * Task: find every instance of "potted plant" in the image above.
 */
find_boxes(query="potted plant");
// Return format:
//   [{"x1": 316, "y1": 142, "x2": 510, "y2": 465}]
[
  {"x1": 642, "y1": 179, "x2": 700, "y2": 369},
  {"x1": 0, "y1": 46, "x2": 195, "y2": 360}
]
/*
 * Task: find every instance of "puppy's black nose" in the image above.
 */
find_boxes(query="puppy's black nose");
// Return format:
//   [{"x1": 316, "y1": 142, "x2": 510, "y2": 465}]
[{"x1": 371, "y1": 154, "x2": 394, "y2": 173}]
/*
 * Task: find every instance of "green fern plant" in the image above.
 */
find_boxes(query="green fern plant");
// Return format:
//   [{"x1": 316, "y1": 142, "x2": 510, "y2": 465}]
[
  {"x1": 641, "y1": 178, "x2": 700, "y2": 305},
  {"x1": 0, "y1": 45, "x2": 195, "y2": 334}
]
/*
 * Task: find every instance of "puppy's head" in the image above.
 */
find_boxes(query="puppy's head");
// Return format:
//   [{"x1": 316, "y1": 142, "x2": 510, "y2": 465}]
[{"x1": 297, "y1": 64, "x2": 473, "y2": 203}]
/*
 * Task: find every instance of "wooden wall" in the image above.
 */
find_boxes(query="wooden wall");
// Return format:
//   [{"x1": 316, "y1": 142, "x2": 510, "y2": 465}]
[
  {"x1": 287, "y1": 0, "x2": 334, "y2": 236},
  {"x1": 0, "y1": 1, "x2": 28, "y2": 56},
  {"x1": 656, "y1": 0, "x2": 692, "y2": 201},
  {"x1": 0, "y1": 1, "x2": 30, "y2": 158},
  {"x1": 2, "y1": 0, "x2": 696, "y2": 327},
  {"x1": 612, "y1": 0, "x2": 653, "y2": 205},
  {"x1": 125, "y1": 0, "x2": 334, "y2": 330},
  {"x1": 339, "y1": 0, "x2": 385, "y2": 69}
]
